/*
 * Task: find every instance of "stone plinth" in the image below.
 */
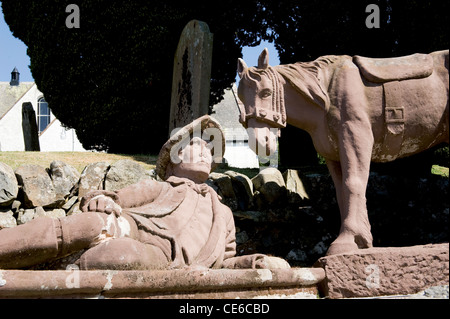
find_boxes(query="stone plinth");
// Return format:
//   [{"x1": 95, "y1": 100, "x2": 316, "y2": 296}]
[
  {"x1": 315, "y1": 243, "x2": 449, "y2": 299},
  {"x1": 0, "y1": 267, "x2": 325, "y2": 299}
]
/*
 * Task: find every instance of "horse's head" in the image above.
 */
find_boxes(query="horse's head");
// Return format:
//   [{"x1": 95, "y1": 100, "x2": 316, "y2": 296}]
[{"x1": 237, "y1": 48, "x2": 286, "y2": 156}]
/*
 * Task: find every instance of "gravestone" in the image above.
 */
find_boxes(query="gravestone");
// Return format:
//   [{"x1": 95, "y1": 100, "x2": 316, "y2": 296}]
[
  {"x1": 21, "y1": 102, "x2": 40, "y2": 151},
  {"x1": 169, "y1": 20, "x2": 213, "y2": 135}
]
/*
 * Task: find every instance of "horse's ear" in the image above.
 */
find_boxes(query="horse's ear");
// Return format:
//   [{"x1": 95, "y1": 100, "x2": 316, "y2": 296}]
[
  {"x1": 258, "y1": 48, "x2": 269, "y2": 69},
  {"x1": 237, "y1": 58, "x2": 248, "y2": 79}
]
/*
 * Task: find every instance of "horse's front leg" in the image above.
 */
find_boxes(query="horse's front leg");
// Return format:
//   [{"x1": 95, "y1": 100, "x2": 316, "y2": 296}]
[{"x1": 326, "y1": 122, "x2": 374, "y2": 255}]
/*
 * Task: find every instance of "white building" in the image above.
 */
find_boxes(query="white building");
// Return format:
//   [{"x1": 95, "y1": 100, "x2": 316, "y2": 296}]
[
  {"x1": 0, "y1": 68, "x2": 85, "y2": 152},
  {"x1": 211, "y1": 84, "x2": 259, "y2": 169}
]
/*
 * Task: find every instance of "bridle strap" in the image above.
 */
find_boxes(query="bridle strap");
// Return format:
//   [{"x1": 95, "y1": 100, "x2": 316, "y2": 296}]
[{"x1": 240, "y1": 66, "x2": 287, "y2": 129}]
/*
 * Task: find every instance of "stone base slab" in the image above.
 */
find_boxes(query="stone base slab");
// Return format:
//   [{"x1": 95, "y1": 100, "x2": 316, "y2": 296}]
[
  {"x1": 0, "y1": 267, "x2": 325, "y2": 299},
  {"x1": 315, "y1": 243, "x2": 449, "y2": 299}
]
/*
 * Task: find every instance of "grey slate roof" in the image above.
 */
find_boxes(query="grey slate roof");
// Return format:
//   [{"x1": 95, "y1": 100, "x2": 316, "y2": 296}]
[
  {"x1": 0, "y1": 82, "x2": 35, "y2": 120},
  {"x1": 211, "y1": 84, "x2": 249, "y2": 142}
]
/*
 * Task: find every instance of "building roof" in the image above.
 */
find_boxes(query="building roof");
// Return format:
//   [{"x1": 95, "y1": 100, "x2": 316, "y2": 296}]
[
  {"x1": 211, "y1": 84, "x2": 249, "y2": 142},
  {"x1": 0, "y1": 81, "x2": 35, "y2": 120}
]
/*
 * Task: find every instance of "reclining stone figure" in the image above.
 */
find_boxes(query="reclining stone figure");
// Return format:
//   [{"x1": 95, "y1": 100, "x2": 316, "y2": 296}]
[{"x1": 0, "y1": 115, "x2": 289, "y2": 270}]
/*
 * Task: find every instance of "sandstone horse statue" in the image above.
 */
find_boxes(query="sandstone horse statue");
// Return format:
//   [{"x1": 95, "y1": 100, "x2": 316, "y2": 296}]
[{"x1": 237, "y1": 48, "x2": 449, "y2": 255}]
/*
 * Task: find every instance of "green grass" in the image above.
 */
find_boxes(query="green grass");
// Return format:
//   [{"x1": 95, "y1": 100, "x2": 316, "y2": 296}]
[
  {"x1": 0, "y1": 151, "x2": 157, "y2": 173},
  {"x1": 1, "y1": 151, "x2": 448, "y2": 178},
  {"x1": 431, "y1": 165, "x2": 449, "y2": 178}
]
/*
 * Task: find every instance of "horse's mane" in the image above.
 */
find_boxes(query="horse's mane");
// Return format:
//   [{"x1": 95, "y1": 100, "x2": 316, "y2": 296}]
[{"x1": 274, "y1": 55, "x2": 343, "y2": 111}]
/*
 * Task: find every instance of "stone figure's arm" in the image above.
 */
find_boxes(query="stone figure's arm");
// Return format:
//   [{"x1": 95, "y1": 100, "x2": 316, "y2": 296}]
[
  {"x1": 114, "y1": 178, "x2": 164, "y2": 208},
  {"x1": 80, "y1": 178, "x2": 164, "y2": 214},
  {"x1": 223, "y1": 209, "x2": 237, "y2": 261},
  {"x1": 220, "y1": 208, "x2": 263, "y2": 269},
  {"x1": 80, "y1": 190, "x2": 122, "y2": 216},
  {"x1": 222, "y1": 253, "x2": 291, "y2": 269},
  {"x1": 221, "y1": 206, "x2": 291, "y2": 269}
]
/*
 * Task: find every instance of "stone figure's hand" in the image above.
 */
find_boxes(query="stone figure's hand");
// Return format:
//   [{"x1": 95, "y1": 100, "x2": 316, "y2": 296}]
[
  {"x1": 254, "y1": 256, "x2": 291, "y2": 269},
  {"x1": 86, "y1": 194, "x2": 122, "y2": 217}
]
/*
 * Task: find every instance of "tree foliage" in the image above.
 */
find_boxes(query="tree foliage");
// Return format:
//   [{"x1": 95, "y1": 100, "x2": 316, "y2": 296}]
[
  {"x1": 259, "y1": 0, "x2": 449, "y2": 167},
  {"x1": 262, "y1": 0, "x2": 448, "y2": 63},
  {"x1": 2, "y1": 0, "x2": 267, "y2": 153},
  {"x1": 2, "y1": 0, "x2": 448, "y2": 158}
]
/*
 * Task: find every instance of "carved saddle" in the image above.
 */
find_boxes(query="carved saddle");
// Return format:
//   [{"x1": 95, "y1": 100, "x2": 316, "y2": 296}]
[
  {"x1": 353, "y1": 53, "x2": 434, "y2": 83},
  {"x1": 354, "y1": 53, "x2": 435, "y2": 160}
]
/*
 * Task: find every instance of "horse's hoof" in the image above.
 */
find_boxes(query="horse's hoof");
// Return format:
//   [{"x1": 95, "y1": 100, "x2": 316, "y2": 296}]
[{"x1": 326, "y1": 241, "x2": 358, "y2": 255}]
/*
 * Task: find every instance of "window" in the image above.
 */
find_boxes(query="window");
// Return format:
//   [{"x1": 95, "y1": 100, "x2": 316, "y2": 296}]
[{"x1": 37, "y1": 97, "x2": 50, "y2": 133}]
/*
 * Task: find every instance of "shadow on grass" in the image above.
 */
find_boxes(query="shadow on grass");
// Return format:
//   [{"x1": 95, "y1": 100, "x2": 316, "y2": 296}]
[{"x1": 126, "y1": 154, "x2": 158, "y2": 168}]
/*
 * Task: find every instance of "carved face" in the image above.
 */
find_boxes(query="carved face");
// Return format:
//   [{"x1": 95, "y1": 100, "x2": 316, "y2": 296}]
[
  {"x1": 171, "y1": 137, "x2": 213, "y2": 183},
  {"x1": 246, "y1": 118, "x2": 279, "y2": 157},
  {"x1": 237, "y1": 71, "x2": 275, "y2": 126}
]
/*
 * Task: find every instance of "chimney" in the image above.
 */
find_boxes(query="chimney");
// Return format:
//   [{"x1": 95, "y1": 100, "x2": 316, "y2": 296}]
[{"x1": 10, "y1": 67, "x2": 20, "y2": 86}]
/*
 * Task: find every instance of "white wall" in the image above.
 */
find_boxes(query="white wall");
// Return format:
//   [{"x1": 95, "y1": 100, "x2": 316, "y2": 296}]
[
  {"x1": 39, "y1": 119, "x2": 85, "y2": 152},
  {"x1": 0, "y1": 83, "x2": 42, "y2": 151},
  {"x1": 0, "y1": 83, "x2": 86, "y2": 152},
  {"x1": 223, "y1": 142, "x2": 259, "y2": 169}
]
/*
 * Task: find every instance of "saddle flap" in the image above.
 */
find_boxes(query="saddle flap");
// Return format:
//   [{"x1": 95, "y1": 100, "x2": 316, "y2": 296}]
[{"x1": 354, "y1": 53, "x2": 434, "y2": 83}]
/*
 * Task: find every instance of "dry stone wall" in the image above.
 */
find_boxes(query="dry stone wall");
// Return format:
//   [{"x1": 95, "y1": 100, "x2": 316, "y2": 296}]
[
  {"x1": 0, "y1": 159, "x2": 155, "y2": 227},
  {"x1": 1, "y1": 160, "x2": 448, "y2": 267}
]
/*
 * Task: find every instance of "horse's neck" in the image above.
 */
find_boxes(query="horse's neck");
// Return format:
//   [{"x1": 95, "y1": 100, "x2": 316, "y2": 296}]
[
  {"x1": 274, "y1": 59, "x2": 339, "y2": 135},
  {"x1": 283, "y1": 81, "x2": 326, "y2": 135}
]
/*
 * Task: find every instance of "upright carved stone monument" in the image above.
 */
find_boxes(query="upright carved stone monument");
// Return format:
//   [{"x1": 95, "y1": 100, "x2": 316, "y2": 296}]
[
  {"x1": 21, "y1": 102, "x2": 40, "y2": 151},
  {"x1": 169, "y1": 20, "x2": 213, "y2": 135}
]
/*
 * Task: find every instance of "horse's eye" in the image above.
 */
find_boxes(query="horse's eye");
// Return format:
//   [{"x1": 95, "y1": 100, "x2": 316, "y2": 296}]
[{"x1": 260, "y1": 89, "x2": 272, "y2": 98}]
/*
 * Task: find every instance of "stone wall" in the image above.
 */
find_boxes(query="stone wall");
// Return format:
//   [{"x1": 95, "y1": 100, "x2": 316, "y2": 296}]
[
  {"x1": 210, "y1": 166, "x2": 448, "y2": 266},
  {"x1": 0, "y1": 159, "x2": 154, "y2": 226},
  {"x1": 1, "y1": 160, "x2": 448, "y2": 267}
]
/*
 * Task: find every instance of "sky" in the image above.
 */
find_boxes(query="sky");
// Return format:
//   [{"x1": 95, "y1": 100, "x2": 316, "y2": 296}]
[
  {"x1": 0, "y1": 7, "x2": 279, "y2": 84},
  {"x1": 0, "y1": 6, "x2": 33, "y2": 82},
  {"x1": 236, "y1": 40, "x2": 280, "y2": 85}
]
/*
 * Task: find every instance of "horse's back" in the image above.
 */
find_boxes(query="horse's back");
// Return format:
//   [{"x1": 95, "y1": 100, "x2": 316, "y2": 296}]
[
  {"x1": 430, "y1": 50, "x2": 449, "y2": 97},
  {"x1": 354, "y1": 50, "x2": 448, "y2": 84},
  {"x1": 354, "y1": 53, "x2": 434, "y2": 83},
  {"x1": 430, "y1": 49, "x2": 449, "y2": 68},
  {"x1": 363, "y1": 50, "x2": 449, "y2": 162}
]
